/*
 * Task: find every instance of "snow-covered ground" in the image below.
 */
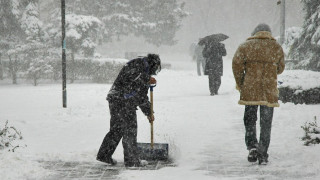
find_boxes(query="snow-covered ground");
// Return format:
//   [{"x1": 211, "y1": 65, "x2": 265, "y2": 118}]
[{"x1": 1, "y1": 55, "x2": 320, "y2": 180}]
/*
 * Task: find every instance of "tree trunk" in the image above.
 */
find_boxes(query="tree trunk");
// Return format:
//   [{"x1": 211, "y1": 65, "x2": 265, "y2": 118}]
[
  {"x1": 13, "y1": 56, "x2": 18, "y2": 84},
  {"x1": 70, "y1": 50, "x2": 75, "y2": 83},
  {"x1": 53, "y1": 60, "x2": 59, "y2": 81},
  {"x1": 0, "y1": 53, "x2": 3, "y2": 80},
  {"x1": 33, "y1": 73, "x2": 38, "y2": 86},
  {"x1": 8, "y1": 55, "x2": 17, "y2": 84}
]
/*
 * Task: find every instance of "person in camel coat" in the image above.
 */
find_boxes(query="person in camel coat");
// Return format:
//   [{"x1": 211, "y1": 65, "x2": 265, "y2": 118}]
[{"x1": 232, "y1": 23, "x2": 285, "y2": 165}]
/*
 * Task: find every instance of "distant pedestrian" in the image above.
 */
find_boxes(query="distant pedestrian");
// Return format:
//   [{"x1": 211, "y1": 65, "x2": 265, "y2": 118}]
[
  {"x1": 193, "y1": 43, "x2": 206, "y2": 76},
  {"x1": 97, "y1": 54, "x2": 161, "y2": 168},
  {"x1": 202, "y1": 41, "x2": 227, "y2": 95},
  {"x1": 232, "y1": 23, "x2": 285, "y2": 165}
]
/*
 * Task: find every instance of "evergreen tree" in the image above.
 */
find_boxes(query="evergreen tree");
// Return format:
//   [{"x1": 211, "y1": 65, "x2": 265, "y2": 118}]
[
  {"x1": 46, "y1": 12, "x2": 103, "y2": 83},
  {"x1": 289, "y1": 0, "x2": 320, "y2": 71},
  {"x1": 0, "y1": 0, "x2": 24, "y2": 81},
  {"x1": 0, "y1": 0, "x2": 26, "y2": 84},
  {"x1": 134, "y1": 0, "x2": 187, "y2": 46},
  {"x1": 55, "y1": 0, "x2": 187, "y2": 46},
  {"x1": 27, "y1": 57, "x2": 53, "y2": 86},
  {"x1": 21, "y1": 0, "x2": 47, "y2": 42}
]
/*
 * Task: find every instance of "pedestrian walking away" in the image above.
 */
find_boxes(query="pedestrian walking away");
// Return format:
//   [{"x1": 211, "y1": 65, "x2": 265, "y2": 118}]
[
  {"x1": 232, "y1": 23, "x2": 285, "y2": 165},
  {"x1": 199, "y1": 33, "x2": 228, "y2": 95},
  {"x1": 97, "y1": 54, "x2": 161, "y2": 168},
  {"x1": 192, "y1": 42, "x2": 206, "y2": 76}
]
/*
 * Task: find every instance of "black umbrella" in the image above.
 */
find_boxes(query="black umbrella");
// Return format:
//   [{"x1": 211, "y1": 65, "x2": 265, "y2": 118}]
[{"x1": 198, "y1": 33, "x2": 229, "y2": 46}]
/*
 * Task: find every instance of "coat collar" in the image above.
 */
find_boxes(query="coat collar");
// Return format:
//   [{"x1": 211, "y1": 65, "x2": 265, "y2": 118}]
[{"x1": 247, "y1": 31, "x2": 276, "y2": 41}]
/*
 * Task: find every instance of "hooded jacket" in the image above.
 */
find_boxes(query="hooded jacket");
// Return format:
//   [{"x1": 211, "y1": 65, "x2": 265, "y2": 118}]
[
  {"x1": 232, "y1": 31, "x2": 285, "y2": 107},
  {"x1": 107, "y1": 57, "x2": 151, "y2": 116}
]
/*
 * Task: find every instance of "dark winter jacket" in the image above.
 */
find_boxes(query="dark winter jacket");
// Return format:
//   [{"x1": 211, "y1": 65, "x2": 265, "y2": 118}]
[
  {"x1": 202, "y1": 42, "x2": 226, "y2": 76},
  {"x1": 107, "y1": 57, "x2": 151, "y2": 116}
]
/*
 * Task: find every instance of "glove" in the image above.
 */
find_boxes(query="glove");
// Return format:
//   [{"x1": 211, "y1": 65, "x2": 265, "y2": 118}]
[
  {"x1": 149, "y1": 77, "x2": 157, "y2": 85},
  {"x1": 147, "y1": 114, "x2": 155, "y2": 123}
]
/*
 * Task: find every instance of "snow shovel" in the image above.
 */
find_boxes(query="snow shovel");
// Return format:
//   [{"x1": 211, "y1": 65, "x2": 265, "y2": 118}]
[{"x1": 137, "y1": 85, "x2": 169, "y2": 161}]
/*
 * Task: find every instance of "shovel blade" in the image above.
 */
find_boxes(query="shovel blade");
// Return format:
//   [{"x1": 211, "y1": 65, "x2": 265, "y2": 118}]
[{"x1": 137, "y1": 142, "x2": 169, "y2": 161}]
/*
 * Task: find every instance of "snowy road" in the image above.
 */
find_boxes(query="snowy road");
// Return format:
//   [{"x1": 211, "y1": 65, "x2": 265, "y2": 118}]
[{"x1": 1, "y1": 58, "x2": 320, "y2": 180}]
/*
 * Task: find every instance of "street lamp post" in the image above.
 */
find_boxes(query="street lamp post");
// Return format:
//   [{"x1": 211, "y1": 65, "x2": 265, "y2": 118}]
[
  {"x1": 61, "y1": 0, "x2": 67, "y2": 108},
  {"x1": 278, "y1": 0, "x2": 286, "y2": 45}
]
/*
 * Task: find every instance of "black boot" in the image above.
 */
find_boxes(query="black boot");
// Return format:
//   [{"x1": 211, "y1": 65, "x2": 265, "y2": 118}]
[
  {"x1": 247, "y1": 148, "x2": 258, "y2": 162},
  {"x1": 258, "y1": 153, "x2": 269, "y2": 165},
  {"x1": 96, "y1": 156, "x2": 117, "y2": 165}
]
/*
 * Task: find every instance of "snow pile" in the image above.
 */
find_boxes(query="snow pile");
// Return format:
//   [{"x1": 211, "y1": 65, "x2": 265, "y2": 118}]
[
  {"x1": 278, "y1": 70, "x2": 320, "y2": 90},
  {"x1": 0, "y1": 152, "x2": 50, "y2": 180}
]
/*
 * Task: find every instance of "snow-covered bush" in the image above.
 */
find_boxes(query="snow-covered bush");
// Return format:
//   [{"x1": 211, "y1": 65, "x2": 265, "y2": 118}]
[
  {"x1": 0, "y1": 120, "x2": 23, "y2": 152},
  {"x1": 27, "y1": 58, "x2": 53, "y2": 86},
  {"x1": 301, "y1": 117, "x2": 320, "y2": 146},
  {"x1": 92, "y1": 61, "x2": 123, "y2": 83},
  {"x1": 278, "y1": 70, "x2": 320, "y2": 104},
  {"x1": 0, "y1": 57, "x2": 125, "y2": 83}
]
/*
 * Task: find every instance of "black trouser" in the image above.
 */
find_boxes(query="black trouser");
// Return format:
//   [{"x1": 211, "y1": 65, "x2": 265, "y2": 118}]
[
  {"x1": 97, "y1": 100, "x2": 139, "y2": 165},
  {"x1": 208, "y1": 73, "x2": 221, "y2": 94},
  {"x1": 243, "y1": 105, "x2": 274, "y2": 156}
]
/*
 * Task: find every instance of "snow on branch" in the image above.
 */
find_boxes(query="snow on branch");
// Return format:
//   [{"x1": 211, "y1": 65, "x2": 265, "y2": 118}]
[
  {"x1": 0, "y1": 120, "x2": 25, "y2": 152},
  {"x1": 301, "y1": 116, "x2": 320, "y2": 146}
]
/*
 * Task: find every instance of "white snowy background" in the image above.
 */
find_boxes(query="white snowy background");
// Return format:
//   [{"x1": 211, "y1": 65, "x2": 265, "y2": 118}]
[
  {"x1": 1, "y1": 54, "x2": 320, "y2": 180},
  {"x1": 1, "y1": 0, "x2": 320, "y2": 179}
]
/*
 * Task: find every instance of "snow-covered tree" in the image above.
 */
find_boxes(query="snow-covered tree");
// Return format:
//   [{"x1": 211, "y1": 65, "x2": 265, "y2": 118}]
[
  {"x1": 134, "y1": 0, "x2": 188, "y2": 46},
  {"x1": 281, "y1": 27, "x2": 303, "y2": 57},
  {"x1": 63, "y1": 0, "x2": 188, "y2": 46},
  {"x1": 47, "y1": 12, "x2": 103, "y2": 83},
  {"x1": 0, "y1": 0, "x2": 25, "y2": 39},
  {"x1": 0, "y1": 0, "x2": 50, "y2": 84},
  {"x1": 21, "y1": 0, "x2": 47, "y2": 42},
  {"x1": 27, "y1": 57, "x2": 53, "y2": 86},
  {"x1": 0, "y1": 0, "x2": 25, "y2": 82},
  {"x1": 289, "y1": 0, "x2": 320, "y2": 71}
]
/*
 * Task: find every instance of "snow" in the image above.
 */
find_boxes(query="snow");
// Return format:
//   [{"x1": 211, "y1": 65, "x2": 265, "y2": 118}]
[
  {"x1": 94, "y1": 57, "x2": 129, "y2": 64},
  {"x1": 281, "y1": 27, "x2": 302, "y2": 56},
  {"x1": 311, "y1": 26, "x2": 320, "y2": 45},
  {"x1": 1, "y1": 56, "x2": 320, "y2": 179},
  {"x1": 278, "y1": 70, "x2": 320, "y2": 90},
  {"x1": 66, "y1": 29, "x2": 81, "y2": 39}
]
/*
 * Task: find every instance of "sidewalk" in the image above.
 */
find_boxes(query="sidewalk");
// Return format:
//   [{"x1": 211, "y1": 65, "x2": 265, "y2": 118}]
[
  {"x1": 42, "y1": 160, "x2": 176, "y2": 180},
  {"x1": 42, "y1": 161, "x2": 121, "y2": 180}
]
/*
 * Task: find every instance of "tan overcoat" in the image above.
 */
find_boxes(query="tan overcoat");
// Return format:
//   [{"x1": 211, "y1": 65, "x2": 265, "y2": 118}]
[{"x1": 232, "y1": 31, "x2": 285, "y2": 107}]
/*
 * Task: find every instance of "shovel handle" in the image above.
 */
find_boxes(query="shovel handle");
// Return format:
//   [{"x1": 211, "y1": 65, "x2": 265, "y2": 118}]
[
  {"x1": 151, "y1": 120, "x2": 154, "y2": 149},
  {"x1": 150, "y1": 85, "x2": 155, "y2": 149}
]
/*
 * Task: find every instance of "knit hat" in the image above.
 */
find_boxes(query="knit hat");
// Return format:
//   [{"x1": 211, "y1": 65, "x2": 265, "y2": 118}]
[{"x1": 251, "y1": 23, "x2": 272, "y2": 36}]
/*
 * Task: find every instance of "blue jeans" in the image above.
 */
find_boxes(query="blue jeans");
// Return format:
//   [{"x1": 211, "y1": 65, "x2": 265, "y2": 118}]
[{"x1": 243, "y1": 105, "x2": 274, "y2": 156}]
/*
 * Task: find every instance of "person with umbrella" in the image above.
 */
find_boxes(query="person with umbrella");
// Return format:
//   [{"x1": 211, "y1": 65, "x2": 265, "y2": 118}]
[{"x1": 199, "y1": 33, "x2": 228, "y2": 95}]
